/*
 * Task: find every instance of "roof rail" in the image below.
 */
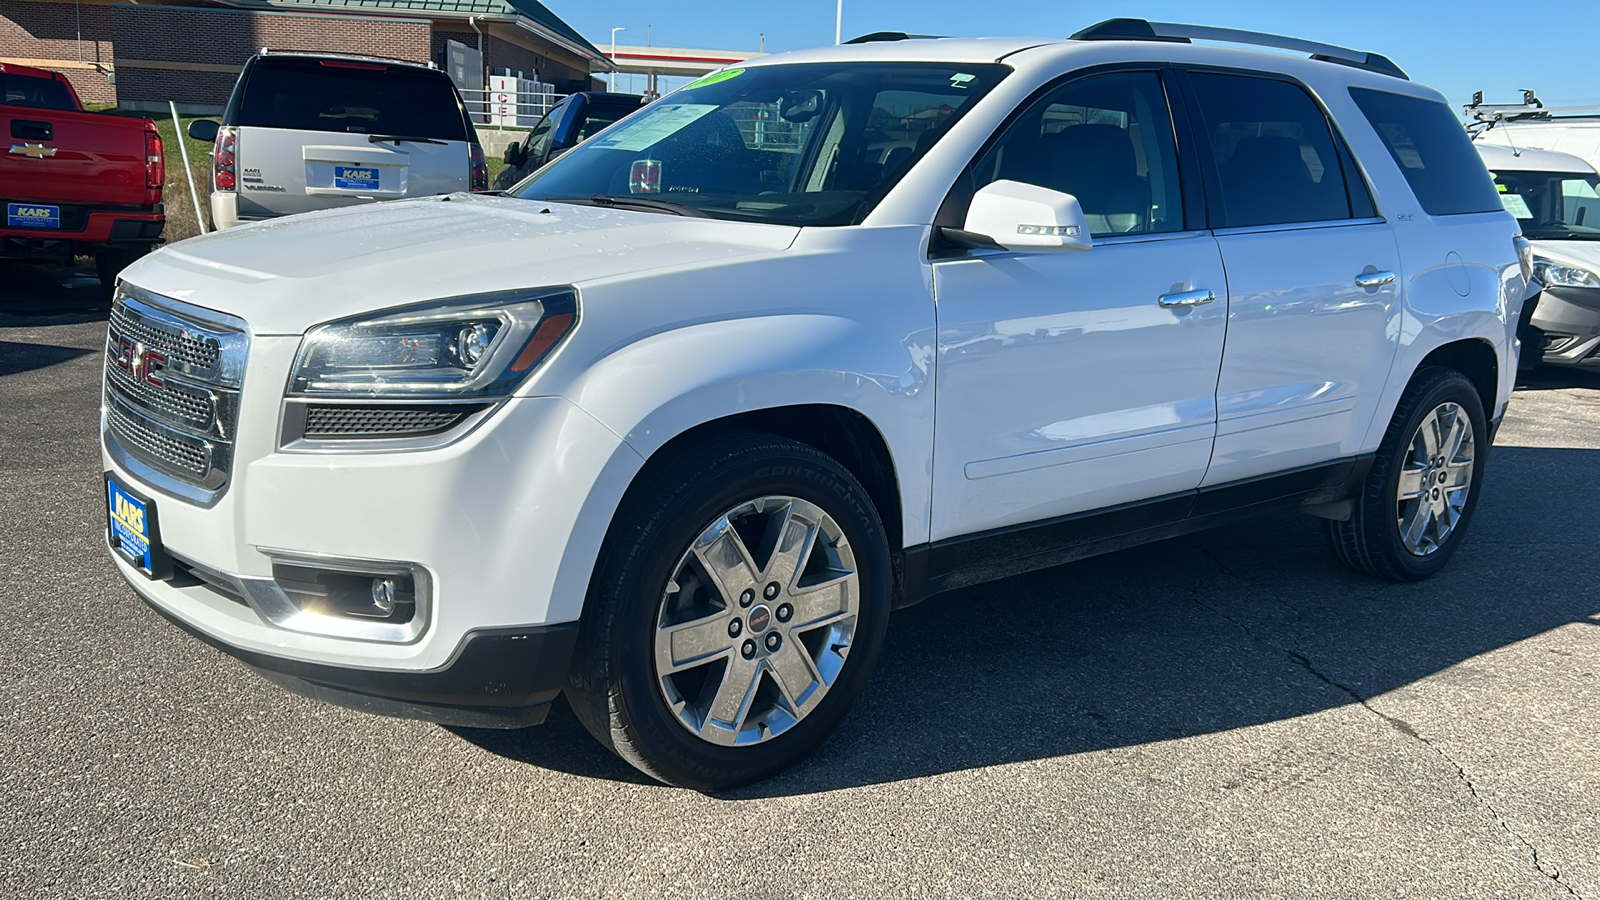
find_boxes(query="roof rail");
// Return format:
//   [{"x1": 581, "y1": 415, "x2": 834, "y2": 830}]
[
  {"x1": 1070, "y1": 18, "x2": 1407, "y2": 80},
  {"x1": 258, "y1": 48, "x2": 438, "y2": 69},
  {"x1": 1464, "y1": 89, "x2": 1600, "y2": 135},
  {"x1": 844, "y1": 32, "x2": 944, "y2": 44}
]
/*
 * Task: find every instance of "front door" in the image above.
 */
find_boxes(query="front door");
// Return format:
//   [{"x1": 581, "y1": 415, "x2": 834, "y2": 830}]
[{"x1": 929, "y1": 70, "x2": 1228, "y2": 541}]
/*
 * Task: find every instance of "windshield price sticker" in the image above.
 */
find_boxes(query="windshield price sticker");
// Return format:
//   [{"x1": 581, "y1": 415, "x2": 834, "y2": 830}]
[
  {"x1": 591, "y1": 104, "x2": 720, "y2": 153},
  {"x1": 1500, "y1": 193, "x2": 1533, "y2": 219},
  {"x1": 7, "y1": 203, "x2": 60, "y2": 228}
]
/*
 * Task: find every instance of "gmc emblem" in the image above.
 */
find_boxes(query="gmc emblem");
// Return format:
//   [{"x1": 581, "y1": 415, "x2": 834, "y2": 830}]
[{"x1": 112, "y1": 336, "x2": 167, "y2": 387}]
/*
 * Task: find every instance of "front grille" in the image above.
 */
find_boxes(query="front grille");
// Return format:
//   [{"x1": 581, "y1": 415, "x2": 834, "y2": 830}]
[
  {"x1": 106, "y1": 398, "x2": 210, "y2": 475},
  {"x1": 103, "y1": 287, "x2": 248, "y2": 498},
  {"x1": 303, "y1": 404, "x2": 482, "y2": 438}
]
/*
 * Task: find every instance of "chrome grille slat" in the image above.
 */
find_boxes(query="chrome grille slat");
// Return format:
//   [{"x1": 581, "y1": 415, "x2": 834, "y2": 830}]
[
  {"x1": 105, "y1": 357, "x2": 214, "y2": 430},
  {"x1": 103, "y1": 288, "x2": 248, "y2": 500},
  {"x1": 106, "y1": 398, "x2": 210, "y2": 475},
  {"x1": 108, "y1": 305, "x2": 220, "y2": 372}
]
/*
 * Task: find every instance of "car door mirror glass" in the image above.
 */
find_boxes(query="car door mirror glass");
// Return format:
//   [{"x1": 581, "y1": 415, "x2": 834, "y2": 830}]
[
  {"x1": 962, "y1": 180, "x2": 1093, "y2": 252},
  {"x1": 187, "y1": 119, "x2": 220, "y2": 143},
  {"x1": 503, "y1": 141, "x2": 527, "y2": 167}
]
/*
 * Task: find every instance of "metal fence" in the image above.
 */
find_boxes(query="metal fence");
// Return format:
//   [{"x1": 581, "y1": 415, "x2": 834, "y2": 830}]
[{"x1": 458, "y1": 88, "x2": 566, "y2": 129}]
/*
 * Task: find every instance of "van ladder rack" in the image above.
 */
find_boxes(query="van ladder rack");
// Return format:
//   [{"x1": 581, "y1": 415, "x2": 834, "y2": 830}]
[
  {"x1": 1070, "y1": 18, "x2": 1407, "y2": 81},
  {"x1": 1464, "y1": 89, "x2": 1600, "y2": 135}
]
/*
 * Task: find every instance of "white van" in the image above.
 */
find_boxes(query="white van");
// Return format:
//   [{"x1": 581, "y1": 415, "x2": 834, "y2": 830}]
[
  {"x1": 1477, "y1": 143, "x2": 1600, "y2": 366},
  {"x1": 1468, "y1": 91, "x2": 1600, "y2": 173},
  {"x1": 188, "y1": 52, "x2": 487, "y2": 229}
]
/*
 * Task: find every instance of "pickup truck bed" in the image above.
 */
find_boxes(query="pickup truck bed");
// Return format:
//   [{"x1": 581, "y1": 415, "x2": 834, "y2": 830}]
[{"x1": 2, "y1": 62, "x2": 165, "y2": 289}]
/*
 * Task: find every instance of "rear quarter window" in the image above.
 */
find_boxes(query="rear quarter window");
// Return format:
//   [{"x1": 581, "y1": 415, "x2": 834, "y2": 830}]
[
  {"x1": 1349, "y1": 88, "x2": 1502, "y2": 216},
  {"x1": 1, "y1": 73, "x2": 76, "y2": 111},
  {"x1": 238, "y1": 59, "x2": 468, "y2": 141}
]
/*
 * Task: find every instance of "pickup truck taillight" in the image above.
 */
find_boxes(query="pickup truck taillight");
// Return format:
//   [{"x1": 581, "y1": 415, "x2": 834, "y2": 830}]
[
  {"x1": 213, "y1": 126, "x2": 237, "y2": 192},
  {"x1": 145, "y1": 127, "x2": 165, "y2": 190},
  {"x1": 469, "y1": 141, "x2": 488, "y2": 192}
]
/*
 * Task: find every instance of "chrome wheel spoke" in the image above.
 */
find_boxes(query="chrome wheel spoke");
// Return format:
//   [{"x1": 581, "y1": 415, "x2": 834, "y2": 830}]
[
  {"x1": 1400, "y1": 499, "x2": 1433, "y2": 552},
  {"x1": 1442, "y1": 411, "x2": 1468, "y2": 462},
  {"x1": 1418, "y1": 411, "x2": 1442, "y2": 458},
  {"x1": 691, "y1": 516, "x2": 761, "y2": 605},
  {"x1": 1443, "y1": 461, "x2": 1473, "y2": 490},
  {"x1": 659, "y1": 612, "x2": 735, "y2": 674},
  {"x1": 763, "y1": 500, "x2": 815, "y2": 592},
  {"x1": 767, "y1": 641, "x2": 825, "y2": 714},
  {"x1": 788, "y1": 576, "x2": 853, "y2": 629},
  {"x1": 1397, "y1": 465, "x2": 1428, "y2": 501},
  {"x1": 701, "y1": 657, "x2": 763, "y2": 742}
]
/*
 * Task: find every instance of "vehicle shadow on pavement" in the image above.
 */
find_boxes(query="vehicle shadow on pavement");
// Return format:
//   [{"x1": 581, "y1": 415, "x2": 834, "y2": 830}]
[
  {"x1": 1516, "y1": 366, "x2": 1600, "y2": 392},
  {"x1": 0, "y1": 261, "x2": 111, "y2": 325},
  {"x1": 0, "y1": 340, "x2": 94, "y2": 377},
  {"x1": 455, "y1": 446, "x2": 1600, "y2": 796}
]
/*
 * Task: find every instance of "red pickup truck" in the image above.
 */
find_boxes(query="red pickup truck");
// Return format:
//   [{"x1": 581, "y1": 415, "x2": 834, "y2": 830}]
[{"x1": 1, "y1": 62, "x2": 165, "y2": 290}]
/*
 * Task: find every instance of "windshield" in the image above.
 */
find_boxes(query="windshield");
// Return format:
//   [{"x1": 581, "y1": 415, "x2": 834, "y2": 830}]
[
  {"x1": 1489, "y1": 168, "x2": 1600, "y2": 240},
  {"x1": 511, "y1": 62, "x2": 1010, "y2": 226}
]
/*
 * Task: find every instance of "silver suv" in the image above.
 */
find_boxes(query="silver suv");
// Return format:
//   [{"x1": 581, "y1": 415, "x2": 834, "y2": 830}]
[{"x1": 188, "y1": 52, "x2": 487, "y2": 229}]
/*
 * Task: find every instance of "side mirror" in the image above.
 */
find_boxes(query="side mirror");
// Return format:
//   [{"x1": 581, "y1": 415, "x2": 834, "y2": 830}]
[
  {"x1": 954, "y1": 180, "x2": 1093, "y2": 252},
  {"x1": 187, "y1": 119, "x2": 220, "y2": 143},
  {"x1": 503, "y1": 142, "x2": 527, "y2": 167}
]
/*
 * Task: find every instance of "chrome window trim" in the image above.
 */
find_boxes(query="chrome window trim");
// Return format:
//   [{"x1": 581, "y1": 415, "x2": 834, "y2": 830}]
[{"x1": 1211, "y1": 216, "x2": 1387, "y2": 237}]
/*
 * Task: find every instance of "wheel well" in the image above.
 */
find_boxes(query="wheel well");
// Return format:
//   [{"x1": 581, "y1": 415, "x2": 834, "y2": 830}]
[
  {"x1": 639, "y1": 406, "x2": 905, "y2": 555},
  {"x1": 1416, "y1": 339, "x2": 1499, "y2": 417}
]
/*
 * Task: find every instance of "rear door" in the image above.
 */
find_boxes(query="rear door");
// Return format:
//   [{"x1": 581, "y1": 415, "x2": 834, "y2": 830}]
[
  {"x1": 1182, "y1": 70, "x2": 1404, "y2": 486},
  {"x1": 233, "y1": 57, "x2": 472, "y2": 219}
]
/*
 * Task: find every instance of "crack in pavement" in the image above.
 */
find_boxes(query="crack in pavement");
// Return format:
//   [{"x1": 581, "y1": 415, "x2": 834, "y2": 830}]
[{"x1": 1180, "y1": 546, "x2": 1584, "y2": 899}]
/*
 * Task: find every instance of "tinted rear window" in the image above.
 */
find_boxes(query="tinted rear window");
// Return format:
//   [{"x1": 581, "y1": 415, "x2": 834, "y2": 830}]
[
  {"x1": 1349, "y1": 88, "x2": 1502, "y2": 216},
  {"x1": 1, "y1": 73, "x2": 76, "y2": 111},
  {"x1": 238, "y1": 58, "x2": 467, "y2": 141}
]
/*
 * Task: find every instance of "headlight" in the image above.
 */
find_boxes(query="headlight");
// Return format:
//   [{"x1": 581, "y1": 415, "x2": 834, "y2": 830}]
[
  {"x1": 1532, "y1": 259, "x2": 1600, "y2": 289},
  {"x1": 289, "y1": 287, "x2": 577, "y2": 398}
]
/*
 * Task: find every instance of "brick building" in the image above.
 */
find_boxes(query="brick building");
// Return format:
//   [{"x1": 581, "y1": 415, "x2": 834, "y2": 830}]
[{"x1": 1, "y1": 0, "x2": 610, "y2": 111}]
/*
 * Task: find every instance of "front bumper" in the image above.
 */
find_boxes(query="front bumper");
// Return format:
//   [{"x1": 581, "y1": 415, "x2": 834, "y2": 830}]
[
  {"x1": 1530, "y1": 285, "x2": 1600, "y2": 367},
  {"x1": 140, "y1": 585, "x2": 576, "y2": 728}
]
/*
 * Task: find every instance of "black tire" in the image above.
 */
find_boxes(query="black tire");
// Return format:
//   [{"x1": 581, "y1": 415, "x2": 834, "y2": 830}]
[
  {"x1": 1325, "y1": 367, "x2": 1489, "y2": 582},
  {"x1": 566, "y1": 431, "x2": 891, "y2": 791},
  {"x1": 94, "y1": 246, "x2": 149, "y2": 294}
]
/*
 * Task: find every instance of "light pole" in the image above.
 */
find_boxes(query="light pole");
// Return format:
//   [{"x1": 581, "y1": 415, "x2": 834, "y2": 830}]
[
  {"x1": 835, "y1": 0, "x2": 843, "y2": 45},
  {"x1": 610, "y1": 27, "x2": 626, "y2": 89}
]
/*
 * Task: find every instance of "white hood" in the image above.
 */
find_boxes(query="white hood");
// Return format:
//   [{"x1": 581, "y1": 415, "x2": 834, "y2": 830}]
[{"x1": 122, "y1": 194, "x2": 800, "y2": 334}]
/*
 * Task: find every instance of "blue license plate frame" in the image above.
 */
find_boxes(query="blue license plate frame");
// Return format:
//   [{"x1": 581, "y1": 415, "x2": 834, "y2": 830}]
[
  {"x1": 7, "y1": 202, "x2": 60, "y2": 229},
  {"x1": 333, "y1": 165, "x2": 380, "y2": 191},
  {"x1": 106, "y1": 474, "x2": 170, "y2": 579}
]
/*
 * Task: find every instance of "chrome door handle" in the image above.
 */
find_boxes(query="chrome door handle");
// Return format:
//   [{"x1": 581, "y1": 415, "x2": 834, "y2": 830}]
[
  {"x1": 1158, "y1": 288, "x2": 1216, "y2": 308},
  {"x1": 1355, "y1": 271, "x2": 1396, "y2": 288}
]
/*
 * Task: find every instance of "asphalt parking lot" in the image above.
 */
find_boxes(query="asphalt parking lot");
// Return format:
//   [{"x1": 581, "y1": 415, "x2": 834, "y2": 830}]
[{"x1": 3, "y1": 269, "x2": 1598, "y2": 899}]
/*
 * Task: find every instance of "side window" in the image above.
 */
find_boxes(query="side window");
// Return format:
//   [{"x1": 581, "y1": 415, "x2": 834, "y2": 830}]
[
  {"x1": 1189, "y1": 73, "x2": 1355, "y2": 228},
  {"x1": 1349, "y1": 88, "x2": 1503, "y2": 217},
  {"x1": 525, "y1": 105, "x2": 560, "y2": 161},
  {"x1": 972, "y1": 71, "x2": 1183, "y2": 238}
]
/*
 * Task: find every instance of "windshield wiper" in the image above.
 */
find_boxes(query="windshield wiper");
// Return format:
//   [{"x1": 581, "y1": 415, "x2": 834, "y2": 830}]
[
  {"x1": 587, "y1": 194, "x2": 710, "y2": 218},
  {"x1": 367, "y1": 134, "x2": 447, "y2": 145}
]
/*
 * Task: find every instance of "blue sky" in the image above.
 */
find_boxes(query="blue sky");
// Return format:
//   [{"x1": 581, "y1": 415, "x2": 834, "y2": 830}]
[{"x1": 556, "y1": 1, "x2": 1600, "y2": 111}]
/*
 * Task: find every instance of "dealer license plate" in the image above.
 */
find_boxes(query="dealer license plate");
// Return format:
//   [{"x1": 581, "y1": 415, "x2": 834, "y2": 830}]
[
  {"x1": 106, "y1": 476, "x2": 166, "y2": 577},
  {"x1": 334, "y1": 165, "x2": 380, "y2": 191},
  {"x1": 7, "y1": 202, "x2": 60, "y2": 228}
]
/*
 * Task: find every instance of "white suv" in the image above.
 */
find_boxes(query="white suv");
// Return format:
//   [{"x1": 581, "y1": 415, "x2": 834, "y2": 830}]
[{"x1": 102, "y1": 20, "x2": 1533, "y2": 790}]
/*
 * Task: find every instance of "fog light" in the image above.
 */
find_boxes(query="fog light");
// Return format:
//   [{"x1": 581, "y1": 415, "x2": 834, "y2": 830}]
[{"x1": 371, "y1": 577, "x2": 397, "y2": 615}]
